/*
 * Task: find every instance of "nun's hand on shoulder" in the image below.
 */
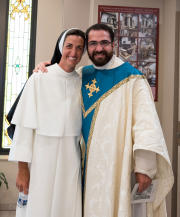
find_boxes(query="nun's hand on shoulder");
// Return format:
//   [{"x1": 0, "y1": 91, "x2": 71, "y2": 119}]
[{"x1": 33, "y1": 60, "x2": 51, "y2": 73}]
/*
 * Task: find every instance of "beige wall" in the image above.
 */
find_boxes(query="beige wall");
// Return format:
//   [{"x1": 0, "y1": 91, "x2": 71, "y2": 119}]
[
  {"x1": 63, "y1": 0, "x2": 91, "y2": 69},
  {"x1": 35, "y1": 0, "x2": 90, "y2": 70},
  {"x1": 0, "y1": 161, "x2": 18, "y2": 209},
  {"x1": 162, "y1": 1, "x2": 178, "y2": 216},
  {"x1": 35, "y1": 0, "x2": 64, "y2": 66},
  {"x1": 63, "y1": 0, "x2": 90, "y2": 32}
]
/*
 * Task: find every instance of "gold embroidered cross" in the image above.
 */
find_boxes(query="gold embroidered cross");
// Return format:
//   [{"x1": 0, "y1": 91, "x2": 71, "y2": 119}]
[{"x1": 85, "y1": 78, "x2": 100, "y2": 98}]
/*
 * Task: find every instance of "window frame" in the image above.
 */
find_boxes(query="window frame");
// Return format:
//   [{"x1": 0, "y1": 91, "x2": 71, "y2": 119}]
[{"x1": 0, "y1": 0, "x2": 38, "y2": 155}]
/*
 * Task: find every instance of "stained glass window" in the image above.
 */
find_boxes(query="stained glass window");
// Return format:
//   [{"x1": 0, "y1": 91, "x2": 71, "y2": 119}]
[{"x1": 2, "y1": 0, "x2": 33, "y2": 149}]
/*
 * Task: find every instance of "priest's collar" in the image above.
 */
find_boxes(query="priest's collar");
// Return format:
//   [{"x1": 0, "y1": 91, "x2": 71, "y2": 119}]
[{"x1": 93, "y1": 55, "x2": 115, "y2": 70}]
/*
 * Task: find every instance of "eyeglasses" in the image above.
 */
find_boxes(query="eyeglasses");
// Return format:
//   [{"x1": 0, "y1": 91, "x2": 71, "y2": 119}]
[{"x1": 88, "y1": 40, "x2": 112, "y2": 48}]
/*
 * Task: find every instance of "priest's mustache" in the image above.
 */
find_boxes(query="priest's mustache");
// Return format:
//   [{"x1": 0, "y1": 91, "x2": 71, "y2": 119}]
[{"x1": 93, "y1": 51, "x2": 108, "y2": 56}]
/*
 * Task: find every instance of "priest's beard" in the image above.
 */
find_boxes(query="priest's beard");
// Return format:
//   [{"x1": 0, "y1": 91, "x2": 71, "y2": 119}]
[{"x1": 87, "y1": 49, "x2": 113, "y2": 67}]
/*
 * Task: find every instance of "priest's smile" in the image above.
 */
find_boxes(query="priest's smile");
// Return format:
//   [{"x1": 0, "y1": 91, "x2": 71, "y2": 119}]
[{"x1": 95, "y1": 53, "x2": 106, "y2": 57}]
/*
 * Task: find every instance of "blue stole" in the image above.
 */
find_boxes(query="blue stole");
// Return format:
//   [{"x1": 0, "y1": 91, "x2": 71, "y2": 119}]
[{"x1": 81, "y1": 62, "x2": 144, "y2": 194}]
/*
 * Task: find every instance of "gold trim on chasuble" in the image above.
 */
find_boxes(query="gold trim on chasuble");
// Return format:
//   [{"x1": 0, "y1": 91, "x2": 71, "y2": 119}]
[{"x1": 82, "y1": 74, "x2": 145, "y2": 212}]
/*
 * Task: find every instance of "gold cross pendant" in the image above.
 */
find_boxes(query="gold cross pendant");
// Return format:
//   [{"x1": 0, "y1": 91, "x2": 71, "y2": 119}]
[{"x1": 85, "y1": 78, "x2": 100, "y2": 98}]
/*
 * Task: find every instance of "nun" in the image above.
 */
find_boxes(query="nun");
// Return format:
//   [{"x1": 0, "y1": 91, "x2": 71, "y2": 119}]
[{"x1": 8, "y1": 28, "x2": 86, "y2": 217}]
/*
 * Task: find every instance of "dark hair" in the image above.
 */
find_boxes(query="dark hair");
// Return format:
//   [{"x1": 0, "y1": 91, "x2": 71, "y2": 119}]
[
  {"x1": 64, "y1": 29, "x2": 86, "y2": 43},
  {"x1": 86, "y1": 23, "x2": 114, "y2": 43}
]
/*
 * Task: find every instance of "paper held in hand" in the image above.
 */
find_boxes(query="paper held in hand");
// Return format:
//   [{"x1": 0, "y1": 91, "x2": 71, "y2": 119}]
[
  {"x1": 131, "y1": 203, "x2": 146, "y2": 217},
  {"x1": 131, "y1": 179, "x2": 159, "y2": 204}
]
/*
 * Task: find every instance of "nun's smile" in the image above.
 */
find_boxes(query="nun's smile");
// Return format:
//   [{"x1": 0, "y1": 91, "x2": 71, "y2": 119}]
[{"x1": 59, "y1": 35, "x2": 85, "y2": 72}]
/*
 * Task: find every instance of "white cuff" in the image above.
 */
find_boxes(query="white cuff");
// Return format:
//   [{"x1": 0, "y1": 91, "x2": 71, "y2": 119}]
[
  {"x1": 8, "y1": 125, "x2": 34, "y2": 163},
  {"x1": 134, "y1": 166, "x2": 157, "y2": 179},
  {"x1": 134, "y1": 149, "x2": 157, "y2": 179},
  {"x1": 9, "y1": 146, "x2": 32, "y2": 163}
]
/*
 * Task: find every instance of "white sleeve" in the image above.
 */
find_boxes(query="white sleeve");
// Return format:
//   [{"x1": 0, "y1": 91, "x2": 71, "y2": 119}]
[
  {"x1": 134, "y1": 149, "x2": 157, "y2": 179},
  {"x1": 76, "y1": 66, "x2": 83, "y2": 77},
  {"x1": 8, "y1": 125, "x2": 34, "y2": 163}
]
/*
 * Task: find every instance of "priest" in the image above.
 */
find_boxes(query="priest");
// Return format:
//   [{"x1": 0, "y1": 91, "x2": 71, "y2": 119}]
[{"x1": 79, "y1": 23, "x2": 174, "y2": 217}]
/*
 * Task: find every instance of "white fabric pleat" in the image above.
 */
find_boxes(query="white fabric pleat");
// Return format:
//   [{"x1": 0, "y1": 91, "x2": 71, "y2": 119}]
[{"x1": 10, "y1": 126, "x2": 82, "y2": 217}]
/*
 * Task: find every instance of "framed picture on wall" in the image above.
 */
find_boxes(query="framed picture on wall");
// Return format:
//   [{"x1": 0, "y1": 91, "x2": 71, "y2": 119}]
[{"x1": 98, "y1": 6, "x2": 159, "y2": 101}]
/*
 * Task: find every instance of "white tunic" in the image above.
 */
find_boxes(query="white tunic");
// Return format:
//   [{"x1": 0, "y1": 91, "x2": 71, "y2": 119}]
[{"x1": 9, "y1": 64, "x2": 82, "y2": 217}]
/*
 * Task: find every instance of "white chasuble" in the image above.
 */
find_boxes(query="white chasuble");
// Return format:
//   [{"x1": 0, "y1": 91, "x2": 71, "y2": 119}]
[
  {"x1": 80, "y1": 57, "x2": 174, "y2": 217},
  {"x1": 9, "y1": 64, "x2": 82, "y2": 217}
]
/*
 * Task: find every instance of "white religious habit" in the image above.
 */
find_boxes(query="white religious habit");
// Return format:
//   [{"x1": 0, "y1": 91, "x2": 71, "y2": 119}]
[
  {"x1": 9, "y1": 63, "x2": 82, "y2": 217},
  {"x1": 79, "y1": 55, "x2": 174, "y2": 217}
]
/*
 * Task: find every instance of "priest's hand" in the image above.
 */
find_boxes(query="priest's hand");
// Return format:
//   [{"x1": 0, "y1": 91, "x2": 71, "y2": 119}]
[
  {"x1": 33, "y1": 60, "x2": 51, "y2": 73},
  {"x1": 135, "y1": 172, "x2": 152, "y2": 193},
  {"x1": 16, "y1": 162, "x2": 30, "y2": 195}
]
